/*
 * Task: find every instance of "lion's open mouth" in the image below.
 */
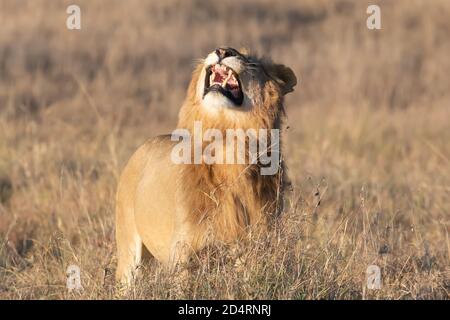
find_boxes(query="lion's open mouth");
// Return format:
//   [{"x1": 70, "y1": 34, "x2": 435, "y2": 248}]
[{"x1": 204, "y1": 64, "x2": 243, "y2": 106}]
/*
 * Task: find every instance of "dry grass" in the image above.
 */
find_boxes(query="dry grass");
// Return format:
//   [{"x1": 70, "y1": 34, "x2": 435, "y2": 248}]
[{"x1": 0, "y1": 0, "x2": 449, "y2": 299}]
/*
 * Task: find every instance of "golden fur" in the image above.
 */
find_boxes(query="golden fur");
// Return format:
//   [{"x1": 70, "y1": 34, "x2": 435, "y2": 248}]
[{"x1": 115, "y1": 48, "x2": 296, "y2": 285}]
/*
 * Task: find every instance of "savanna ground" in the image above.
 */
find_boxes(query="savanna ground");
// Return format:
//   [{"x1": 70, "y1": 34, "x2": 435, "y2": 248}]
[{"x1": 0, "y1": 0, "x2": 449, "y2": 299}]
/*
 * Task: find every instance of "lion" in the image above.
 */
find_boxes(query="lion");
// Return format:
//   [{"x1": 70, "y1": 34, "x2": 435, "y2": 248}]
[{"x1": 115, "y1": 47, "x2": 297, "y2": 285}]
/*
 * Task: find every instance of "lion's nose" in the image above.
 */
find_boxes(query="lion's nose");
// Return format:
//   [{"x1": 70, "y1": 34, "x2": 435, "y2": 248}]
[{"x1": 215, "y1": 47, "x2": 237, "y2": 60}]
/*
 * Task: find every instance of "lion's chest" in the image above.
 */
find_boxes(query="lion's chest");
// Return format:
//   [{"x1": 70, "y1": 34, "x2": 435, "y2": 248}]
[{"x1": 182, "y1": 164, "x2": 279, "y2": 242}]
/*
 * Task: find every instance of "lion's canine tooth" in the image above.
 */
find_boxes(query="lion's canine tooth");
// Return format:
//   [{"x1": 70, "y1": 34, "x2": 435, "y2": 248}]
[{"x1": 222, "y1": 69, "x2": 233, "y2": 87}]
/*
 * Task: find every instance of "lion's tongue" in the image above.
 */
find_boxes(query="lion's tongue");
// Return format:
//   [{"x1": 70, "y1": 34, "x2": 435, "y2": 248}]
[{"x1": 213, "y1": 72, "x2": 225, "y2": 83}]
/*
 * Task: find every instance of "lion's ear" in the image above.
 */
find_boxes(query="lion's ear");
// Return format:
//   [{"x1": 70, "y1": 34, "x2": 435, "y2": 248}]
[{"x1": 266, "y1": 64, "x2": 297, "y2": 95}]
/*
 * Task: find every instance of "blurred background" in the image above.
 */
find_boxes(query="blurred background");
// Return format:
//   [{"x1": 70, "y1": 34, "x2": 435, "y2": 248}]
[{"x1": 0, "y1": 0, "x2": 448, "y2": 299}]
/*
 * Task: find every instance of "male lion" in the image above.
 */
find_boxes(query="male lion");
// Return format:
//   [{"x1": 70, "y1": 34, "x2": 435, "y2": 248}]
[{"x1": 115, "y1": 47, "x2": 296, "y2": 285}]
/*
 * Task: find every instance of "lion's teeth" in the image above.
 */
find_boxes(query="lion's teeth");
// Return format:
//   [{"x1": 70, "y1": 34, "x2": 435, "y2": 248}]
[{"x1": 222, "y1": 69, "x2": 233, "y2": 87}]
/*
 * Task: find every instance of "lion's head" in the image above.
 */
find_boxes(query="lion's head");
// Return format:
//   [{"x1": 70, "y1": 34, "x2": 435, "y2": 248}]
[{"x1": 178, "y1": 47, "x2": 297, "y2": 130}]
